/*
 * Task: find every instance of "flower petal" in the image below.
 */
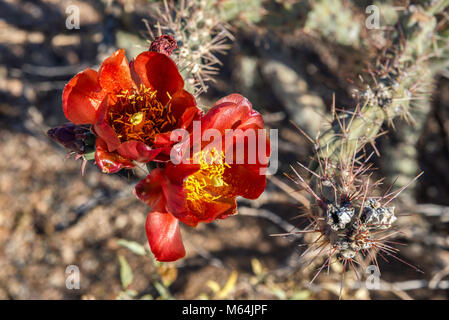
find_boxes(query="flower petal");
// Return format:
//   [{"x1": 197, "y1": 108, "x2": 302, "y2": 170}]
[
  {"x1": 223, "y1": 164, "x2": 267, "y2": 199},
  {"x1": 215, "y1": 93, "x2": 251, "y2": 106},
  {"x1": 170, "y1": 90, "x2": 197, "y2": 122},
  {"x1": 223, "y1": 124, "x2": 271, "y2": 175},
  {"x1": 98, "y1": 49, "x2": 134, "y2": 94},
  {"x1": 94, "y1": 138, "x2": 134, "y2": 174},
  {"x1": 92, "y1": 96, "x2": 121, "y2": 152},
  {"x1": 146, "y1": 209, "x2": 186, "y2": 262},
  {"x1": 117, "y1": 140, "x2": 162, "y2": 163},
  {"x1": 156, "y1": 135, "x2": 191, "y2": 164},
  {"x1": 177, "y1": 197, "x2": 237, "y2": 227},
  {"x1": 63, "y1": 68, "x2": 105, "y2": 124},
  {"x1": 164, "y1": 162, "x2": 200, "y2": 185},
  {"x1": 133, "y1": 51, "x2": 184, "y2": 104},
  {"x1": 135, "y1": 169, "x2": 165, "y2": 207},
  {"x1": 201, "y1": 94, "x2": 264, "y2": 136}
]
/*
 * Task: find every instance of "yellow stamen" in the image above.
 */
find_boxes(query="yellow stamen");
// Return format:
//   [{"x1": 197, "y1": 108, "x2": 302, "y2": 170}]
[
  {"x1": 211, "y1": 176, "x2": 224, "y2": 187},
  {"x1": 130, "y1": 112, "x2": 144, "y2": 125},
  {"x1": 108, "y1": 86, "x2": 176, "y2": 146},
  {"x1": 184, "y1": 148, "x2": 230, "y2": 214}
]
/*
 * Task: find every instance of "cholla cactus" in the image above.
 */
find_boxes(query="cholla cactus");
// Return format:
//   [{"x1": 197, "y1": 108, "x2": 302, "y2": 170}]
[
  {"x1": 319, "y1": 2, "x2": 448, "y2": 160},
  {"x1": 145, "y1": 0, "x2": 234, "y2": 96},
  {"x1": 304, "y1": 0, "x2": 362, "y2": 47},
  {"x1": 304, "y1": 0, "x2": 449, "y2": 195},
  {"x1": 283, "y1": 134, "x2": 423, "y2": 294},
  {"x1": 282, "y1": 1, "x2": 448, "y2": 292},
  {"x1": 218, "y1": 0, "x2": 266, "y2": 26},
  {"x1": 144, "y1": 0, "x2": 267, "y2": 96}
]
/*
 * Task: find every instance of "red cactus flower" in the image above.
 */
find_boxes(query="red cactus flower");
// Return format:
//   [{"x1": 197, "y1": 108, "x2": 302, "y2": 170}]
[
  {"x1": 62, "y1": 49, "x2": 200, "y2": 173},
  {"x1": 135, "y1": 94, "x2": 271, "y2": 261}
]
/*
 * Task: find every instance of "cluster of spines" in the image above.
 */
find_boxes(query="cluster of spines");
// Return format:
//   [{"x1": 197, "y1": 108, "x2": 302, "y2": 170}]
[{"x1": 144, "y1": 0, "x2": 234, "y2": 96}]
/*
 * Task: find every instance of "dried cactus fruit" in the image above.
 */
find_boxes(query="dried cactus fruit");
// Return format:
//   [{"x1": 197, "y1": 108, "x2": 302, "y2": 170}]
[
  {"x1": 361, "y1": 199, "x2": 397, "y2": 229},
  {"x1": 326, "y1": 203, "x2": 355, "y2": 231}
]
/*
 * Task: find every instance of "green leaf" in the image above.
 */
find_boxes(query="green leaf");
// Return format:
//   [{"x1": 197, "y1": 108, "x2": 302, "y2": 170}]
[
  {"x1": 117, "y1": 239, "x2": 146, "y2": 256},
  {"x1": 118, "y1": 255, "x2": 133, "y2": 289}
]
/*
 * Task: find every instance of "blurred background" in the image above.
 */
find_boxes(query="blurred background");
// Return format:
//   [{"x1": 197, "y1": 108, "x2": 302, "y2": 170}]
[{"x1": 0, "y1": 0, "x2": 449, "y2": 299}]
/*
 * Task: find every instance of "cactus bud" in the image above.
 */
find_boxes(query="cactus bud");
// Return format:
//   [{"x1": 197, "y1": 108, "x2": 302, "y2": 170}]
[{"x1": 47, "y1": 123, "x2": 94, "y2": 155}]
